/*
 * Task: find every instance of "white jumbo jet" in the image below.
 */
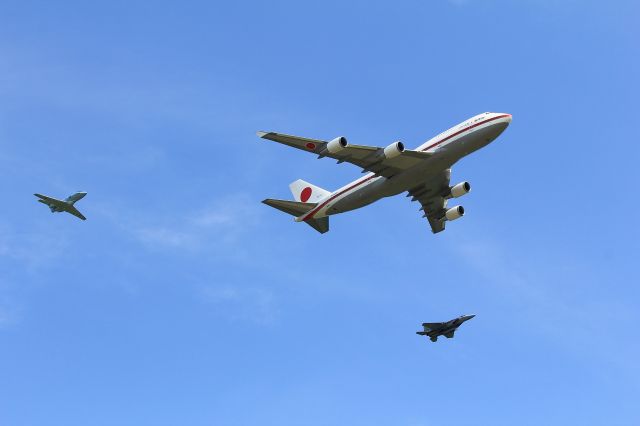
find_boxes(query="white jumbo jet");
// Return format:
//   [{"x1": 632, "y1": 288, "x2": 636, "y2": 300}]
[{"x1": 259, "y1": 112, "x2": 512, "y2": 234}]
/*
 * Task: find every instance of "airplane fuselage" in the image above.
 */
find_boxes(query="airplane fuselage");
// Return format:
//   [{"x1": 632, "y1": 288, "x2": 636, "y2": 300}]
[{"x1": 296, "y1": 112, "x2": 512, "y2": 222}]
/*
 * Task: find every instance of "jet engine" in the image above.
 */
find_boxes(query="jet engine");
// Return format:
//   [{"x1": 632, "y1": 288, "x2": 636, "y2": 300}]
[
  {"x1": 326, "y1": 136, "x2": 348, "y2": 154},
  {"x1": 444, "y1": 205, "x2": 465, "y2": 221},
  {"x1": 383, "y1": 141, "x2": 405, "y2": 159},
  {"x1": 447, "y1": 181, "x2": 471, "y2": 198}
]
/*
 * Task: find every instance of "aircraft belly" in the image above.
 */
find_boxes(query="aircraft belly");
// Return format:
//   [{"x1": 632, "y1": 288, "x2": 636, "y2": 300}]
[
  {"x1": 440, "y1": 122, "x2": 509, "y2": 162},
  {"x1": 329, "y1": 184, "x2": 383, "y2": 214}
]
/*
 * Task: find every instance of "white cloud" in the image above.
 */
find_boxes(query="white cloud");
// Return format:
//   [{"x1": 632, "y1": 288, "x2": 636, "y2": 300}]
[
  {"x1": 199, "y1": 283, "x2": 279, "y2": 325},
  {"x1": 132, "y1": 193, "x2": 261, "y2": 251},
  {"x1": 134, "y1": 227, "x2": 197, "y2": 249}
]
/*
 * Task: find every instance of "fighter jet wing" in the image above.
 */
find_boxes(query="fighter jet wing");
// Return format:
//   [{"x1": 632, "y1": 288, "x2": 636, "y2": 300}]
[
  {"x1": 422, "y1": 322, "x2": 445, "y2": 331},
  {"x1": 34, "y1": 193, "x2": 66, "y2": 208},
  {"x1": 407, "y1": 170, "x2": 451, "y2": 234},
  {"x1": 257, "y1": 131, "x2": 432, "y2": 178},
  {"x1": 65, "y1": 205, "x2": 86, "y2": 220}
]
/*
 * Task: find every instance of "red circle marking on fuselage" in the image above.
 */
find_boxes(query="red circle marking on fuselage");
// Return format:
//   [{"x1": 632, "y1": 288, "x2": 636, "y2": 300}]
[
  {"x1": 305, "y1": 143, "x2": 316, "y2": 150},
  {"x1": 300, "y1": 187, "x2": 313, "y2": 202}
]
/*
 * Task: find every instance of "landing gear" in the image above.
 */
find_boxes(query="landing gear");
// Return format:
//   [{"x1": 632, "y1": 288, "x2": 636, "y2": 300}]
[{"x1": 430, "y1": 336, "x2": 438, "y2": 342}]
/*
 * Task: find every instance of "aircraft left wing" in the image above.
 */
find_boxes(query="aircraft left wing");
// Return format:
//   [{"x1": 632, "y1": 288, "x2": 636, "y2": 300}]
[
  {"x1": 257, "y1": 131, "x2": 432, "y2": 178},
  {"x1": 407, "y1": 170, "x2": 451, "y2": 234}
]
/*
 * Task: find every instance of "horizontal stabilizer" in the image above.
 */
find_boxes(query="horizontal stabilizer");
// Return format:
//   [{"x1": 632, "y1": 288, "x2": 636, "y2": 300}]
[
  {"x1": 305, "y1": 217, "x2": 329, "y2": 234},
  {"x1": 262, "y1": 199, "x2": 316, "y2": 217}
]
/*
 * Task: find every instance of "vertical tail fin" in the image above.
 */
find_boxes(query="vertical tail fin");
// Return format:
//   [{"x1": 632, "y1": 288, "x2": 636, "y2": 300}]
[{"x1": 289, "y1": 179, "x2": 331, "y2": 203}]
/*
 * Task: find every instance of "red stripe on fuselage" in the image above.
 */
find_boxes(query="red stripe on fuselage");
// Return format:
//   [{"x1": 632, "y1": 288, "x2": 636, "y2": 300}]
[
  {"x1": 300, "y1": 114, "x2": 510, "y2": 221},
  {"x1": 300, "y1": 174, "x2": 378, "y2": 221},
  {"x1": 420, "y1": 114, "x2": 511, "y2": 152}
]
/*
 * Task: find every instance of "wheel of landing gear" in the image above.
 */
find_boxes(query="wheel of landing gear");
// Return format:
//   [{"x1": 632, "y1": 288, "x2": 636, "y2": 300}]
[{"x1": 430, "y1": 336, "x2": 437, "y2": 342}]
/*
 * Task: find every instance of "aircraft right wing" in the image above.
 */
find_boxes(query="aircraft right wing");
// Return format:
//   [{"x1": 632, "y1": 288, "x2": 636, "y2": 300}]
[
  {"x1": 257, "y1": 131, "x2": 433, "y2": 178},
  {"x1": 407, "y1": 169, "x2": 452, "y2": 234},
  {"x1": 66, "y1": 205, "x2": 86, "y2": 221}
]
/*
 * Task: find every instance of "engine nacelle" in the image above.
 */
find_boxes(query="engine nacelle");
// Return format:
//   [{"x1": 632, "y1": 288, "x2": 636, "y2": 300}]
[
  {"x1": 326, "y1": 136, "x2": 348, "y2": 154},
  {"x1": 383, "y1": 141, "x2": 405, "y2": 159},
  {"x1": 445, "y1": 205, "x2": 465, "y2": 221},
  {"x1": 448, "y1": 181, "x2": 471, "y2": 198}
]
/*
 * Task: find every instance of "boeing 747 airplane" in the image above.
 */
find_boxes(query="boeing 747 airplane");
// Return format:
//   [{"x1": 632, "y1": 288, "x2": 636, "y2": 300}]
[
  {"x1": 34, "y1": 191, "x2": 87, "y2": 220},
  {"x1": 259, "y1": 112, "x2": 511, "y2": 234}
]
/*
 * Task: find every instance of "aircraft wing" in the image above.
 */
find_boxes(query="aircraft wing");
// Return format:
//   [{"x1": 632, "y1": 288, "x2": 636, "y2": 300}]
[
  {"x1": 34, "y1": 193, "x2": 66, "y2": 208},
  {"x1": 65, "y1": 205, "x2": 86, "y2": 220},
  {"x1": 257, "y1": 131, "x2": 432, "y2": 178},
  {"x1": 422, "y1": 322, "x2": 445, "y2": 331},
  {"x1": 407, "y1": 170, "x2": 451, "y2": 234}
]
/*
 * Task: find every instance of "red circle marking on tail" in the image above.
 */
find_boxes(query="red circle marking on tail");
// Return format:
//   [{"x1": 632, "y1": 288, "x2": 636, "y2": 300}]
[{"x1": 300, "y1": 187, "x2": 312, "y2": 202}]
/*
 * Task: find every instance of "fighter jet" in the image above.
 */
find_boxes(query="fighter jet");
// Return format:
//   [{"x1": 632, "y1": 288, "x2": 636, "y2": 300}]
[
  {"x1": 34, "y1": 191, "x2": 87, "y2": 220},
  {"x1": 417, "y1": 314, "x2": 475, "y2": 342}
]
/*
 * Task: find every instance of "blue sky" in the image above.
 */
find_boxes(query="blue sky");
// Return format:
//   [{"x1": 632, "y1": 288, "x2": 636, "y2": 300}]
[{"x1": 1, "y1": 1, "x2": 639, "y2": 425}]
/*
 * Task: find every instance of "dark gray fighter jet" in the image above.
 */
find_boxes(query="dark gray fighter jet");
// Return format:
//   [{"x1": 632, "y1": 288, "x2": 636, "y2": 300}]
[{"x1": 417, "y1": 314, "x2": 475, "y2": 342}]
